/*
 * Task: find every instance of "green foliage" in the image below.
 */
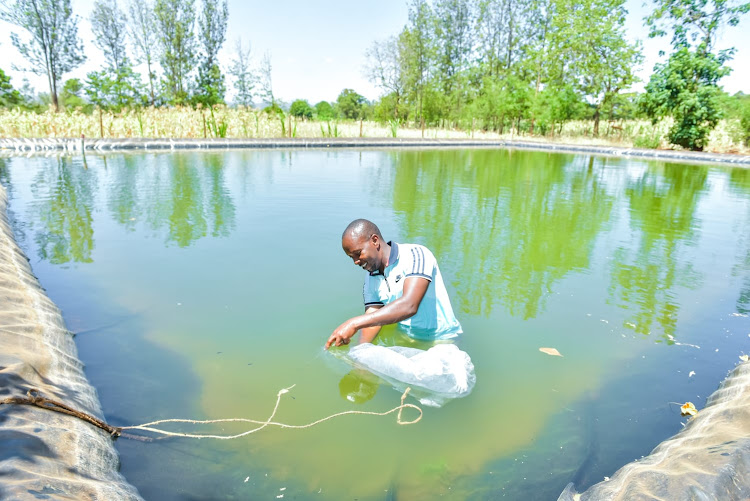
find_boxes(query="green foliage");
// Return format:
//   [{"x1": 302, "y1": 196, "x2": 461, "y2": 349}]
[
  {"x1": 641, "y1": 45, "x2": 730, "y2": 150},
  {"x1": 719, "y1": 91, "x2": 750, "y2": 118},
  {"x1": 314, "y1": 100, "x2": 335, "y2": 121},
  {"x1": 741, "y1": 101, "x2": 750, "y2": 146},
  {"x1": 60, "y1": 78, "x2": 88, "y2": 110},
  {"x1": 127, "y1": 0, "x2": 158, "y2": 105},
  {"x1": 194, "y1": 63, "x2": 225, "y2": 106},
  {"x1": 0, "y1": 68, "x2": 23, "y2": 108},
  {"x1": 85, "y1": 66, "x2": 145, "y2": 110},
  {"x1": 1, "y1": 0, "x2": 86, "y2": 111},
  {"x1": 207, "y1": 105, "x2": 228, "y2": 137},
  {"x1": 154, "y1": 0, "x2": 196, "y2": 104},
  {"x1": 388, "y1": 119, "x2": 399, "y2": 138},
  {"x1": 263, "y1": 103, "x2": 285, "y2": 136},
  {"x1": 194, "y1": 0, "x2": 228, "y2": 105},
  {"x1": 289, "y1": 99, "x2": 313, "y2": 119},
  {"x1": 643, "y1": 0, "x2": 748, "y2": 150},
  {"x1": 633, "y1": 124, "x2": 663, "y2": 148},
  {"x1": 90, "y1": 0, "x2": 129, "y2": 73},
  {"x1": 336, "y1": 89, "x2": 367, "y2": 119}
]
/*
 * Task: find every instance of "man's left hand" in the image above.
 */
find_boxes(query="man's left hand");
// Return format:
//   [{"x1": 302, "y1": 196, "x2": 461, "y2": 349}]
[{"x1": 326, "y1": 321, "x2": 357, "y2": 349}]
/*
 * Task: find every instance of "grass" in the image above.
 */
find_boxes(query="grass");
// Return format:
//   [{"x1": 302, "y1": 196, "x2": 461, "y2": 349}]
[{"x1": 0, "y1": 106, "x2": 747, "y2": 154}]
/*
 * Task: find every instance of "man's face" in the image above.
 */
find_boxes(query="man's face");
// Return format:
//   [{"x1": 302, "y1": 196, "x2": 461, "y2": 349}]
[{"x1": 342, "y1": 233, "x2": 381, "y2": 273}]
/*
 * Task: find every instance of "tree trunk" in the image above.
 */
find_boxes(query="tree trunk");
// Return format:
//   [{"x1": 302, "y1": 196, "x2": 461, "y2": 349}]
[
  {"x1": 51, "y1": 76, "x2": 59, "y2": 112},
  {"x1": 593, "y1": 106, "x2": 601, "y2": 137}
]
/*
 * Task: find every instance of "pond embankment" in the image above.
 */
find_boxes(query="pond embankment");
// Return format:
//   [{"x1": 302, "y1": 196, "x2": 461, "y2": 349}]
[
  {"x1": 1, "y1": 137, "x2": 749, "y2": 166},
  {"x1": 560, "y1": 359, "x2": 750, "y2": 500},
  {"x1": 0, "y1": 183, "x2": 142, "y2": 499}
]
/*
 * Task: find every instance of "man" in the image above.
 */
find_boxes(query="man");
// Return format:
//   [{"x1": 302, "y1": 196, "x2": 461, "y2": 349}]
[{"x1": 325, "y1": 219, "x2": 462, "y2": 349}]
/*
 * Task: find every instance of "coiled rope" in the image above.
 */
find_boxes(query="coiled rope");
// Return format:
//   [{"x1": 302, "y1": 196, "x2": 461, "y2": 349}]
[{"x1": 0, "y1": 385, "x2": 423, "y2": 441}]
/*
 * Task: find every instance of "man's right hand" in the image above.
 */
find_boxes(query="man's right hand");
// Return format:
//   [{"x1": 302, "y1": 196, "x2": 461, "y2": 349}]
[{"x1": 326, "y1": 320, "x2": 357, "y2": 349}]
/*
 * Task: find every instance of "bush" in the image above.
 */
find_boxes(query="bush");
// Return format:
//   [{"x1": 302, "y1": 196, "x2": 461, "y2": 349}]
[
  {"x1": 633, "y1": 125, "x2": 662, "y2": 149},
  {"x1": 741, "y1": 103, "x2": 750, "y2": 146}
]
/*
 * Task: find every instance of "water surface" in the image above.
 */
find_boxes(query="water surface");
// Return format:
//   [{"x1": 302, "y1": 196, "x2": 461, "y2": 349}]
[{"x1": 1, "y1": 148, "x2": 749, "y2": 500}]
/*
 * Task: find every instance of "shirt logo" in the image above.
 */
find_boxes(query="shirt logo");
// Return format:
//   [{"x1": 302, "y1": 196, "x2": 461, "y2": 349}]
[{"x1": 395, "y1": 274, "x2": 403, "y2": 283}]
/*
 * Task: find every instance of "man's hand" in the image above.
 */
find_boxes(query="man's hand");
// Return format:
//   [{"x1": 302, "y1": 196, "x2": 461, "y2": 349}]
[{"x1": 326, "y1": 320, "x2": 357, "y2": 349}]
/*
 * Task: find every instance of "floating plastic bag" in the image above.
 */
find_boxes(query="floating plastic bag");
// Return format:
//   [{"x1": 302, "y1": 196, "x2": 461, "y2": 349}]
[{"x1": 342, "y1": 343, "x2": 476, "y2": 407}]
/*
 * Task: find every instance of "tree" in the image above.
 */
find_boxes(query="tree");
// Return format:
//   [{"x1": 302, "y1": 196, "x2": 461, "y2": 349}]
[
  {"x1": 641, "y1": 46, "x2": 730, "y2": 150},
  {"x1": 336, "y1": 89, "x2": 366, "y2": 119},
  {"x1": 85, "y1": 65, "x2": 144, "y2": 110},
  {"x1": 194, "y1": 0, "x2": 228, "y2": 105},
  {"x1": 0, "y1": 68, "x2": 23, "y2": 107},
  {"x1": 258, "y1": 51, "x2": 275, "y2": 106},
  {"x1": 365, "y1": 35, "x2": 407, "y2": 119},
  {"x1": 289, "y1": 99, "x2": 313, "y2": 118},
  {"x1": 0, "y1": 0, "x2": 86, "y2": 111},
  {"x1": 642, "y1": 0, "x2": 749, "y2": 149},
  {"x1": 154, "y1": 0, "x2": 196, "y2": 104},
  {"x1": 314, "y1": 100, "x2": 335, "y2": 120},
  {"x1": 741, "y1": 100, "x2": 750, "y2": 146},
  {"x1": 228, "y1": 38, "x2": 254, "y2": 106},
  {"x1": 91, "y1": 0, "x2": 129, "y2": 72},
  {"x1": 127, "y1": 0, "x2": 158, "y2": 104},
  {"x1": 60, "y1": 77, "x2": 87, "y2": 109},
  {"x1": 553, "y1": 0, "x2": 642, "y2": 135},
  {"x1": 433, "y1": 0, "x2": 475, "y2": 121},
  {"x1": 401, "y1": 0, "x2": 435, "y2": 124},
  {"x1": 90, "y1": 0, "x2": 141, "y2": 107}
]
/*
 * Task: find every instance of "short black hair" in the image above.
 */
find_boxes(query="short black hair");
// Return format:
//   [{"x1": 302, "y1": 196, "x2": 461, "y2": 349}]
[{"x1": 342, "y1": 219, "x2": 383, "y2": 241}]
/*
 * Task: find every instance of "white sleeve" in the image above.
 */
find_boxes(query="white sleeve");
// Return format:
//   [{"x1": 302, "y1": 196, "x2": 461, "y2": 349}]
[{"x1": 404, "y1": 245, "x2": 434, "y2": 282}]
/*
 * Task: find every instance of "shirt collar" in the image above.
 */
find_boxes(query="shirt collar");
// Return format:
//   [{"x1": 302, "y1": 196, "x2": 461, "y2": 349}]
[{"x1": 369, "y1": 241, "x2": 399, "y2": 276}]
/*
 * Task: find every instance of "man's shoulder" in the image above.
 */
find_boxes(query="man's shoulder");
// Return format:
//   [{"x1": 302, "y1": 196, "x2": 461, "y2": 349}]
[
  {"x1": 398, "y1": 243, "x2": 435, "y2": 262},
  {"x1": 398, "y1": 242, "x2": 434, "y2": 254}
]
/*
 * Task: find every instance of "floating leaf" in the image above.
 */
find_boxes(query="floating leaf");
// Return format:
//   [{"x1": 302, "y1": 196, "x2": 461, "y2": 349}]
[
  {"x1": 539, "y1": 347, "x2": 563, "y2": 357},
  {"x1": 680, "y1": 402, "x2": 697, "y2": 416}
]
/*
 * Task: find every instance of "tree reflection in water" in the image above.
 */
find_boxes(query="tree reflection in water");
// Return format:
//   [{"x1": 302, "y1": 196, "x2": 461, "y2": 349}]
[{"x1": 388, "y1": 149, "x2": 614, "y2": 319}]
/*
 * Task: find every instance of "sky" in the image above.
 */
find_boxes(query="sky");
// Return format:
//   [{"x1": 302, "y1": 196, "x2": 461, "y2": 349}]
[{"x1": 0, "y1": 0, "x2": 748, "y2": 105}]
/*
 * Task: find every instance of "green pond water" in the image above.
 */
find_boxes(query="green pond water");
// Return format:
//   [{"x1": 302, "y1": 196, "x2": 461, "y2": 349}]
[{"x1": 1, "y1": 148, "x2": 749, "y2": 500}]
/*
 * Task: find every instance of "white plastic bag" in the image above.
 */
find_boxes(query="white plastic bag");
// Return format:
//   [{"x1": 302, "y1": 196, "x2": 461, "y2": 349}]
[{"x1": 342, "y1": 343, "x2": 476, "y2": 407}]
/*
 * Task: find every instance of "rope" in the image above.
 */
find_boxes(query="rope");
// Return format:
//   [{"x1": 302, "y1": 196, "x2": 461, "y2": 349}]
[
  {"x1": 120, "y1": 385, "x2": 422, "y2": 439},
  {"x1": 0, "y1": 389, "x2": 124, "y2": 437},
  {"x1": 0, "y1": 385, "x2": 423, "y2": 441}
]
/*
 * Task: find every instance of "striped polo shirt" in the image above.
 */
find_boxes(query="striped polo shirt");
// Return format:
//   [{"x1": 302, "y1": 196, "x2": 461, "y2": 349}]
[{"x1": 363, "y1": 242, "x2": 463, "y2": 340}]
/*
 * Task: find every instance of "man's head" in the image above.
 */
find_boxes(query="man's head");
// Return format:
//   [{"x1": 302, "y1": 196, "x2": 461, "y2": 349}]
[{"x1": 342, "y1": 219, "x2": 387, "y2": 274}]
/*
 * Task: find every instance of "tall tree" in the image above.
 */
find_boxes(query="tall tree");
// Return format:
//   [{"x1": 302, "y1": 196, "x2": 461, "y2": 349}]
[
  {"x1": 154, "y1": 0, "x2": 196, "y2": 104},
  {"x1": 402, "y1": 0, "x2": 435, "y2": 125},
  {"x1": 0, "y1": 0, "x2": 85, "y2": 111},
  {"x1": 90, "y1": 0, "x2": 128, "y2": 72},
  {"x1": 642, "y1": 0, "x2": 749, "y2": 149},
  {"x1": 228, "y1": 38, "x2": 254, "y2": 107},
  {"x1": 365, "y1": 34, "x2": 407, "y2": 119},
  {"x1": 127, "y1": 0, "x2": 158, "y2": 105},
  {"x1": 554, "y1": 0, "x2": 642, "y2": 135},
  {"x1": 433, "y1": 0, "x2": 475, "y2": 121},
  {"x1": 89, "y1": 0, "x2": 142, "y2": 108},
  {"x1": 194, "y1": 0, "x2": 228, "y2": 105},
  {"x1": 258, "y1": 51, "x2": 275, "y2": 107}
]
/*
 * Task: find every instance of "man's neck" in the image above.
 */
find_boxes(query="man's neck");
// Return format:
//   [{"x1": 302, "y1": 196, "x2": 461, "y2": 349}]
[{"x1": 379, "y1": 242, "x2": 391, "y2": 274}]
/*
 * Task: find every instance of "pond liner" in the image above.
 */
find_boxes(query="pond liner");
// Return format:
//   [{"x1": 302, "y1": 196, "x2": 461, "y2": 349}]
[
  {"x1": 558, "y1": 359, "x2": 750, "y2": 501},
  {"x1": 0, "y1": 137, "x2": 749, "y2": 166},
  {"x1": 0, "y1": 183, "x2": 143, "y2": 500}
]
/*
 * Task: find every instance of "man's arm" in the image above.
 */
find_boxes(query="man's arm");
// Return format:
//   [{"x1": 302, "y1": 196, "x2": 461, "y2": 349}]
[
  {"x1": 325, "y1": 277, "x2": 429, "y2": 349},
  {"x1": 358, "y1": 306, "x2": 383, "y2": 344}
]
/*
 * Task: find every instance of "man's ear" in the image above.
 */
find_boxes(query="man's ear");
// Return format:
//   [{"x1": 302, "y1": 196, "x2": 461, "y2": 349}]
[{"x1": 370, "y1": 233, "x2": 380, "y2": 249}]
